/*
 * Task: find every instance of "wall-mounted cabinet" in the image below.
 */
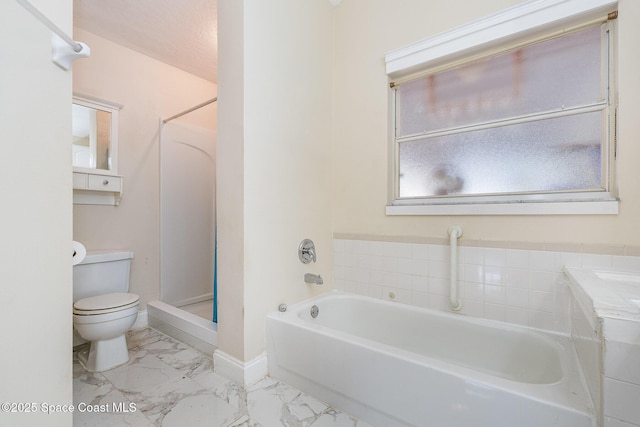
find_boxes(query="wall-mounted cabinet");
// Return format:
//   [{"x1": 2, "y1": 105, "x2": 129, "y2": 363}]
[
  {"x1": 72, "y1": 94, "x2": 123, "y2": 205},
  {"x1": 73, "y1": 171, "x2": 123, "y2": 205}
]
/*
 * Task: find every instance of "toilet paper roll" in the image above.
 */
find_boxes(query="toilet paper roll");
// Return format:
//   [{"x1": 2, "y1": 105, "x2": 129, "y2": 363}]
[{"x1": 73, "y1": 241, "x2": 86, "y2": 266}]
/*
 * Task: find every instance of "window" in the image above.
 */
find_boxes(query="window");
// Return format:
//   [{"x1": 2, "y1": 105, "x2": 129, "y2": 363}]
[{"x1": 385, "y1": 0, "x2": 618, "y2": 215}]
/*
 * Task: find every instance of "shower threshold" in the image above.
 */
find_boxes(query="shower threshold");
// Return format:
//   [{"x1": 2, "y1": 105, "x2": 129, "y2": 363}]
[{"x1": 147, "y1": 300, "x2": 218, "y2": 354}]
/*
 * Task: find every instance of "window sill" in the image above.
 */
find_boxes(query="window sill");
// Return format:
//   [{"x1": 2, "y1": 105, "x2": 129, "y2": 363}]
[{"x1": 386, "y1": 199, "x2": 619, "y2": 216}]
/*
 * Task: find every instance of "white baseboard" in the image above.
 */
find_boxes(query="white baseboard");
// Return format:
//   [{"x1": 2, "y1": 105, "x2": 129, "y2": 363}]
[{"x1": 213, "y1": 350, "x2": 268, "y2": 387}]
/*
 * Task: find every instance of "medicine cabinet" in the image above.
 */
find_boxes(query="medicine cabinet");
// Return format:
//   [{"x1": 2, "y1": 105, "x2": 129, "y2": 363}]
[{"x1": 72, "y1": 94, "x2": 123, "y2": 205}]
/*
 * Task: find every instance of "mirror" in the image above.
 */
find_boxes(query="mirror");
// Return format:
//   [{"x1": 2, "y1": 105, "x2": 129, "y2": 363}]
[{"x1": 72, "y1": 95, "x2": 121, "y2": 174}]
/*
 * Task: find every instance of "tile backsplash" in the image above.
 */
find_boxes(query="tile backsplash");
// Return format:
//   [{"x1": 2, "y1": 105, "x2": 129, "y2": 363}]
[{"x1": 333, "y1": 237, "x2": 640, "y2": 335}]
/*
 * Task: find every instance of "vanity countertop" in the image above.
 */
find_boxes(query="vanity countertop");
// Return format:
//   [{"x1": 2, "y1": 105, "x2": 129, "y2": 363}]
[{"x1": 565, "y1": 267, "x2": 640, "y2": 327}]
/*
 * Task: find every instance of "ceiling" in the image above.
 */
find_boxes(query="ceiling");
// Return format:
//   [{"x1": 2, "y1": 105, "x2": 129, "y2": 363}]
[{"x1": 74, "y1": 0, "x2": 218, "y2": 83}]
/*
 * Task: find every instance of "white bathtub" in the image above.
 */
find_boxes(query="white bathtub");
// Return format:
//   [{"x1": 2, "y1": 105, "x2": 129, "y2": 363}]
[{"x1": 266, "y1": 292, "x2": 595, "y2": 427}]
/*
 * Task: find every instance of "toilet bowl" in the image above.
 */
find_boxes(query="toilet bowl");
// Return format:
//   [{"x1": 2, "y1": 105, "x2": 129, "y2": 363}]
[
  {"x1": 73, "y1": 251, "x2": 139, "y2": 372},
  {"x1": 73, "y1": 292, "x2": 139, "y2": 371}
]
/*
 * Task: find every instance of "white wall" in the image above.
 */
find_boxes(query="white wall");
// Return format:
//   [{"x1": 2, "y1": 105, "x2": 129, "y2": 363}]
[
  {"x1": 332, "y1": 0, "x2": 640, "y2": 252},
  {"x1": 0, "y1": 1, "x2": 73, "y2": 425},
  {"x1": 243, "y1": 0, "x2": 334, "y2": 361},
  {"x1": 217, "y1": 0, "x2": 334, "y2": 362},
  {"x1": 216, "y1": 0, "x2": 246, "y2": 360},
  {"x1": 72, "y1": 28, "x2": 217, "y2": 310}
]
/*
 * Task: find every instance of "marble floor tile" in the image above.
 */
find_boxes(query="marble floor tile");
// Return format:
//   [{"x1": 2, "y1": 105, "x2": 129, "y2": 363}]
[
  {"x1": 160, "y1": 393, "x2": 239, "y2": 427},
  {"x1": 127, "y1": 327, "x2": 170, "y2": 350},
  {"x1": 73, "y1": 328, "x2": 369, "y2": 427},
  {"x1": 245, "y1": 378, "x2": 370, "y2": 427},
  {"x1": 73, "y1": 368, "x2": 152, "y2": 426}
]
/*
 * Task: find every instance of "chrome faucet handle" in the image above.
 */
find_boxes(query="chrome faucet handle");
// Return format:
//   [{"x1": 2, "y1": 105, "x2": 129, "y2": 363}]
[{"x1": 298, "y1": 239, "x2": 317, "y2": 264}]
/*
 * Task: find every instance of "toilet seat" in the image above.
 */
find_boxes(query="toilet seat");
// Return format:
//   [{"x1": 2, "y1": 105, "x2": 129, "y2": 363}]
[{"x1": 74, "y1": 292, "x2": 139, "y2": 315}]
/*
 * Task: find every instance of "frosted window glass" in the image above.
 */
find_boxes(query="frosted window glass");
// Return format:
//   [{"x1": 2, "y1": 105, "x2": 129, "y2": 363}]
[
  {"x1": 397, "y1": 26, "x2": 602, "y2": 137},
  {"x1": 398, "y1": 111, "x2": 603, "y2": 198}
]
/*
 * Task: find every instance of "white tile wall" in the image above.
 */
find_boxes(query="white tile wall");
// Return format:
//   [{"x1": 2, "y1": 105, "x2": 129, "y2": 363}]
[
  {"x1": 334, "y1": 239, "x2": 640, "y2": 335},
  {"x1": 604, "y1": 378, "x2": 640, "y2": 426},
  {"x1": 603, "y1": 318, "x2": 640, "y2": 427},
  {"x1": 606, "y1": 417, "x2": 639, "y2": 427},
  {"x1": 333, "y1": 239, "x2": 600, "y2": 333}
]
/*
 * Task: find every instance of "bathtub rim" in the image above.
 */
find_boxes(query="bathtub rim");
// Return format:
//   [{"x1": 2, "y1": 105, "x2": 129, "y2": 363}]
[{"x1": 272, "y1": 290, "x2": 569, "y2": 360}]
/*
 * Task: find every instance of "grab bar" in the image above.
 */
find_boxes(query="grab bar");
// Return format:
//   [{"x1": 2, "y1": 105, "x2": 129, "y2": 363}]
[{"x1": 448, "y1": 225, "x2": 463, "y2": 311}]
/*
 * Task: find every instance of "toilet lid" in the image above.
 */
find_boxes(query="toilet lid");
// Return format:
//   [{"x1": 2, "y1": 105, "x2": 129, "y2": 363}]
[{"x1": 74, "y1": 292, "x2": 139, "y2": 314}]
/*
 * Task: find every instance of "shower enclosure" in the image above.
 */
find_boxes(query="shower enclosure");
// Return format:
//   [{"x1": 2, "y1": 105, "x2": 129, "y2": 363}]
[{"x1": 148, "y1": 99, "x2": 218, "y2": 353}]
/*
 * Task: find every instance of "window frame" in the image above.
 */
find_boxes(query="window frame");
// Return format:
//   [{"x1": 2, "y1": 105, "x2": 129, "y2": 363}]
[{"x1": 385, "y1": 0, "x2": 619, "y2": 216}]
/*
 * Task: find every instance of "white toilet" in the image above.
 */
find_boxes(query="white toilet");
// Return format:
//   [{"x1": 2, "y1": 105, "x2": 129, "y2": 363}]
[{"x1": 73, "y1": 250, "x2": 140, "y2": 372}]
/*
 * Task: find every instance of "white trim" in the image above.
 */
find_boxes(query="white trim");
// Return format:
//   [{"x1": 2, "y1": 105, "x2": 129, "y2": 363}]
[
  {"x1": 213, "y1": 350, "x2": 269, "y2": 387},
  {"x1": 385, "y1": 0, "x2": 617, "y2": 77},
  {"x1": 386, "y1": 200, "x2": 619, "y2": 216},
  {"x1": 73, "y1": 93, "x2": 123, "y2": 111}
]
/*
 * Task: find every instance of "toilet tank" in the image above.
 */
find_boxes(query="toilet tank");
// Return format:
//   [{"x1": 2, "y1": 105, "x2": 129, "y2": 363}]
[{"x1": 73, "y1": 251, "x2": 134, "y2": 302}]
